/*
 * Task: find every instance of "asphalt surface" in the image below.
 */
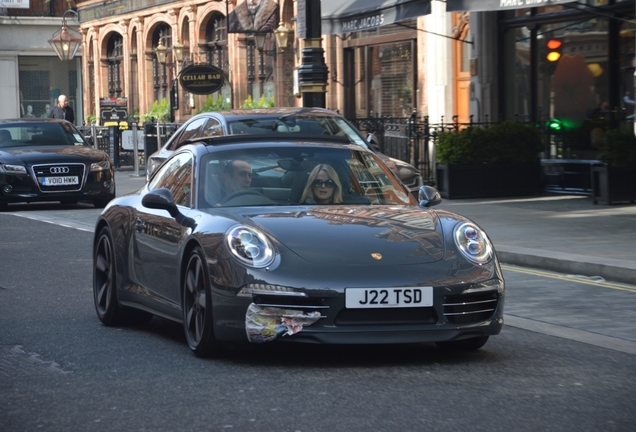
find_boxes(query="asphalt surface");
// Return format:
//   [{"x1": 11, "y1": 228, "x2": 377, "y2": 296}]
[{"x1": 115, "y1": 169, "x2": 636, "y2": 285}]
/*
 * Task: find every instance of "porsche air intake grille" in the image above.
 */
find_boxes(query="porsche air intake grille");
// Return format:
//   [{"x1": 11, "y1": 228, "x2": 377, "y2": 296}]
[
  {"x1": 443, "y1": 291, "x2": 498, "y2": 324},
  {"x1": 33, "y1": 163, "x2": 85, "y2": 192}
]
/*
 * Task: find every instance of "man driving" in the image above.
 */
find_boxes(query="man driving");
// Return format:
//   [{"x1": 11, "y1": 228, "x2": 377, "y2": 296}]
[{"x1": 222, "y1": 159, "x2": 252, "y2": 196}]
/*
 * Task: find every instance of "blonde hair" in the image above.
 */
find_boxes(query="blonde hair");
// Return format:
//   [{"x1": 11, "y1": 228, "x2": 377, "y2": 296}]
[{"x1": 300, "y1": 164, "x2": 343, "y2": 204}]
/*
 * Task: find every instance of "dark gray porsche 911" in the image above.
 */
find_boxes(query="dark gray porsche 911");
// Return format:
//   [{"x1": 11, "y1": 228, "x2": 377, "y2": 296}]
[
  {"x1": 93, "y1": 134, "x2": 504, "y2": 357},
  {"x1": 0, "y1": 119, "x2": 115, "y2": 208}
]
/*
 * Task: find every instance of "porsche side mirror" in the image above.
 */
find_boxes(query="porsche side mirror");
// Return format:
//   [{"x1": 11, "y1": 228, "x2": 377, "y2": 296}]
[
  {"x1": 142, "y1": 188, "x2": 180, "y2": 217},
  {"x1": 418, "y1": 185, "x2": 442, "y2": 208}
]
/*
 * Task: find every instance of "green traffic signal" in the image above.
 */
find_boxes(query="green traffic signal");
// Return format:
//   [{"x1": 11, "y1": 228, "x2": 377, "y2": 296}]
[{"x1": 547, "y1": 118, "x2": 564, "y2": 132}]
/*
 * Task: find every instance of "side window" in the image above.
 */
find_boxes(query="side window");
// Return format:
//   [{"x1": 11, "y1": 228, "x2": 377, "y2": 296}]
[
  {"x1": 148, "y1": 152, "x2": 193, "y2": 207},
  {"x1": 202, "y1": 118, "x2": 223, "y2": 137},
  {"x1": 168, "y1": 118, "x2": 206, "y2": 150}
]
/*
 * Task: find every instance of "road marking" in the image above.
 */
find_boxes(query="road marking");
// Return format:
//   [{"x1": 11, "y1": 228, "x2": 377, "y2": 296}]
[{"x1": 501, "y1": 264, "x2": 636, "y2": 293}]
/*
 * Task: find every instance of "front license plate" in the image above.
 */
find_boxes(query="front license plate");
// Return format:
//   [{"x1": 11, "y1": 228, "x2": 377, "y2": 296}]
[
  {"x1": 345, "y1": 287, "x2": 433, "y2": 309},
  {"x1": 41, "y1": 176, "x2": 79, "y2": 186}
]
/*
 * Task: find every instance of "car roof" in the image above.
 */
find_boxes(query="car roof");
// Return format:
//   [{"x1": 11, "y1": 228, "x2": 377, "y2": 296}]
[
  {"x1": 194, "y1": 107, "x2": 340, "y2": 121},
  {"x1": 188, "y1": 134, "x2": 354, "y2": 149}
]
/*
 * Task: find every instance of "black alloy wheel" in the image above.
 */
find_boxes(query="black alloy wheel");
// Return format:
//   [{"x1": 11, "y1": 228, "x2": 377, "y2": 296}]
[
  {"x1": 93, "y1": 226, "x2": 152, "y2": 326},
  {"x1": 93, "y1": 226, "x2": 123, "y2": 325},
  {"x1": 183, "y1": 246, "x2": 221, "y2": 357}
]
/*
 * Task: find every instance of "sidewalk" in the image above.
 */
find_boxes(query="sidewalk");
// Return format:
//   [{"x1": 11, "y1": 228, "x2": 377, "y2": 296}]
[
  {"x1": 115, "y1": 171, "x2": 636, "y2": 285},
  {"x1": 438, "y1": 194, "x2": 636, "y2": 285}
]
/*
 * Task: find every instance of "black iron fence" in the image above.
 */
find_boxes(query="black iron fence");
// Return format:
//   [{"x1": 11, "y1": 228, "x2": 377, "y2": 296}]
[
  {"x1": 77, "y1": 123, "x2": 181, "y2": 171},
  {"x1": 349, "y1": 114, "x2": 508, "y2": 186}
]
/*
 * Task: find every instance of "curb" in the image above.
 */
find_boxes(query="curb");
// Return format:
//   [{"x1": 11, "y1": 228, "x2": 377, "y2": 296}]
[{"x1": 497, "y1": 245, "x2": 636, "y2": 285}]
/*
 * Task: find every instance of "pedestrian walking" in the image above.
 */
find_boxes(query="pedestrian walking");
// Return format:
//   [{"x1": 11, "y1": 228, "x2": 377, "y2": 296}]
[{"x1": 48, "y1": 95, "x2": 75, "y2": 123}]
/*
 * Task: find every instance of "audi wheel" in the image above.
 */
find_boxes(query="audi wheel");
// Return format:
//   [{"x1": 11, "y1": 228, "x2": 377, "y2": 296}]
[{"x1": 183, "y1": 246, "x2": 221, "y2": 357}]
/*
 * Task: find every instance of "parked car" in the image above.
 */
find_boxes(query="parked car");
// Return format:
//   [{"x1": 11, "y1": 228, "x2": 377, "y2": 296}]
[
  {"x1": 145, "y1": 107, "x2": 423, "y2": 192},
  {"x1": 0, "y1": 119, "x2": 115, "y2": 209},
  {"x1": 93, "y1": 134, "x2": 504, "y2": 357}
]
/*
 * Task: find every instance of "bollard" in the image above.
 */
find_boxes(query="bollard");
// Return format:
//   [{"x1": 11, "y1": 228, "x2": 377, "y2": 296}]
[
  {"x1": 132, "y1": 122, "x2": 140, "y2": 176},
  {"x1": 109, "y1": 125, "x2": 120, "y2": 168}
]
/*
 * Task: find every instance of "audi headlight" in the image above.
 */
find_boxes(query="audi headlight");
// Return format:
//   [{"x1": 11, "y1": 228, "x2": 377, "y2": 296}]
[
  {"x1": 0, "y1": 164, "x2": 27, "y2": 175},
  {"x1": 90, "y1": 160, "x2": 111, "y2": 172},
  {"x1": 226, "y1": 225, "x2": 275, "y2": 268},
  {"x1": 454, "y1": 222, "x2": 493, "y2": 264}
]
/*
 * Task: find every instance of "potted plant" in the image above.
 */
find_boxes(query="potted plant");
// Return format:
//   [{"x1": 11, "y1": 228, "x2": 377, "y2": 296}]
[
  {"x1": 435, "y1": 121, "x2": 544, "y2": 199},
  {"x1": 195, "y1": 94, "x2": 231, "y2": 114},
  {"x1": 140, "y1": 99, "x2": 171, "y2": 124},
  {"x1": 592, "y1": 128, "x2": 636, "y2": 205}
]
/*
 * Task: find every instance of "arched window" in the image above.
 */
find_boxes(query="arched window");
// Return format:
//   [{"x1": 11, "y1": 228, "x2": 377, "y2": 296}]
[
  {"x1": 106, "y1": 34, "x2": 123, "y2": 97},
  {"x1": 206, "y1": 13, "x2": 227, "y2": 70},
  {"x1": 153, "y1": 24, "x2": 171, "y2": 102}
]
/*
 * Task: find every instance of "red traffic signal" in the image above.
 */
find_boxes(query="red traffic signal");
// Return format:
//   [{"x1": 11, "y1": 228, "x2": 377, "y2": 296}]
[{"x1": 546, "y1": 39, "x2": 562, "y2": 62}]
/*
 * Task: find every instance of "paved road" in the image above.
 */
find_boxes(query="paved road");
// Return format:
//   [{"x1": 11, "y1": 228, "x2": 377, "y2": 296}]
[{"x1": 1, "y1": 216, "x2": 635, "y2": 431}]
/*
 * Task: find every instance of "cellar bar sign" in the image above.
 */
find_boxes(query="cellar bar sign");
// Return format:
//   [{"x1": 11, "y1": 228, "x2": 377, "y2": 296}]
[{"x1": 179, "y1": 64, "x2": 225, "y2": 95}]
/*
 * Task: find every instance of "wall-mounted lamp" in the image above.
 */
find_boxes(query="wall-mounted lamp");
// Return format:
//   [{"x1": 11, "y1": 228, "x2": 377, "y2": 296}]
[
  {"x1": 48, "y1": 10, "x2": 82, "y2": 61},
  {"x1": 254, "y1": 33, "x2": 268, "y2": 52},
  {"x1": 274, "y1": 22, "x2": 291, "y2": 52},
  {"x1": 156, "y1": 36, "x2": 184, "y2": 64},
  {"x1": 254, "y1": 23, "x2": 291, "y2": 54}
]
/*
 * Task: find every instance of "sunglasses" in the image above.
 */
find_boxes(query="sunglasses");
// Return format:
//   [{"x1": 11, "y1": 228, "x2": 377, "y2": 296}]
[{"x1": 312, "y1": 179, "x2": 336, "y2": 188}]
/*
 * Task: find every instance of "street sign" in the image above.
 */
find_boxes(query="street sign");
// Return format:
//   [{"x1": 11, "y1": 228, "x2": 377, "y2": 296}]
[
  {"x1": 101, "y1": 108, "x2": 128, "y2": 122},
  {"x1": 121, "y1": 130, "x2": 145, "y2": 151}
]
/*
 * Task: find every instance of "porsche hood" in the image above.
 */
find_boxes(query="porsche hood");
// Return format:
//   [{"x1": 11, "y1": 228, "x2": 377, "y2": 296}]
[{"x1": 242, "y1": 206, "x2": 446, "y2": 266}]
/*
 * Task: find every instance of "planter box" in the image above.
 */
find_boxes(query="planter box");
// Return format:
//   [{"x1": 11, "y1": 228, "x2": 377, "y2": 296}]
[
  {"x1": 592, "y1": 164, "x2": 636, "y2": 205},
  {"x1": 436, "y1": 161, "x2": 542, "y2": 199}
]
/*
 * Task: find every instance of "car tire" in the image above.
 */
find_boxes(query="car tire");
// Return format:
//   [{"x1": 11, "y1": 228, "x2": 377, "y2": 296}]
[
  {"x1": 435, "y1": 336, "x2": 489, "y2": 351},
  {"x1": 93, "y1": 226, "x2": 152, "y2": 326},
  {"x1": 183, "y1": 246, "x2": 221, "y2": 357}
]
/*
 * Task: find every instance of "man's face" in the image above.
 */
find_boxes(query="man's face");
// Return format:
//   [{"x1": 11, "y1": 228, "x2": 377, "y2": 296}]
[
  {"x1": 224, "y1": 160, "x2": 252, "y2": 194},
  {"x1": 247, "y1": 0, "x2": 261, "y2": 12},
  {"x1": 60, "y1": 97, "x2": 69, "y2": 107}
]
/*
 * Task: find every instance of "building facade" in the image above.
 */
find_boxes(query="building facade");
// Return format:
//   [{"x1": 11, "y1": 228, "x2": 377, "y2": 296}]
[{"x1": 0, "y1": 0, "x2": 82, "y2": 122}]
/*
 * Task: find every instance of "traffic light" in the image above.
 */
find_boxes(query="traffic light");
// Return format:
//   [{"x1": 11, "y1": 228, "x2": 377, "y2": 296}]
[
  {"x1": 546, "y1": 118, "x2": 564, "y2": 133},
  {"x1": 546, "y1": 38, "x2": 562, "y2": 63}
]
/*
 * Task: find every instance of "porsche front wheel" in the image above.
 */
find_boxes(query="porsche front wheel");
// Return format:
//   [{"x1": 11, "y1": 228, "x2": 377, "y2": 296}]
[{"x1": 183, "y1": 246, "x2": 221, "y2": 357}]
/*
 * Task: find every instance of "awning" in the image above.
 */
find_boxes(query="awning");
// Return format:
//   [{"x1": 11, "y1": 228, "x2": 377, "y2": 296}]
[
  {"x1": 446, "y1": 0, "x2": 578, "y2": 12},
  {"x1": 321, "y1": 0, "x2": 431, "y2": 35}
]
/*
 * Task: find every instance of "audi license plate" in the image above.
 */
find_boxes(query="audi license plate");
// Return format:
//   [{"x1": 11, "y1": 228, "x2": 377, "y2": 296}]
[
  {"x1": 345, "y1": 287, "x2": 433, "y2": 309},
  {"x1": 41, "y1": 176, "x2": 79, "y2": 186}
]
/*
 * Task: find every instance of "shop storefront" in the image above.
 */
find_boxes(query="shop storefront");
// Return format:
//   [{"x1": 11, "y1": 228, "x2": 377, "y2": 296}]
[
  {"x1": 321, "y1": 0, "x2": 431, "y2": 119},
  {"x1": 499, "y1": 1, "x2": 634, "y2": 159}
]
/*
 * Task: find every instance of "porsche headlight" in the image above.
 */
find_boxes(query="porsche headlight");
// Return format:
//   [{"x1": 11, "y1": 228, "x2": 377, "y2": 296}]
[
  {"x1": 226, "y1": 225, "x2": 275, "y2": 268},
  {"x1": 90, "y1": 160, "x2": 111, "y2": 172},
  {"x1": 0, "y1": 164, "x2": 27, "y2": 175},
  {"x1": 454, "y1": 222, "x2": 493, "y2": 264}
]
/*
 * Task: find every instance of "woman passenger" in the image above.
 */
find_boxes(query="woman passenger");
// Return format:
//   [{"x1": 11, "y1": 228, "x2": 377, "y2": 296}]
[{"x1": 300, "y1": 164, "x2": 343, "y2": 204}]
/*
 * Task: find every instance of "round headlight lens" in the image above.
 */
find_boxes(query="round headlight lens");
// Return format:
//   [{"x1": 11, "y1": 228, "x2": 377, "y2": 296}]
[
  {"x1": 454, "y1": 222, "x2": 493, "y2": 264},
  {"x1": 226, "y1": 225, "x2": 275, "y2": 268}
]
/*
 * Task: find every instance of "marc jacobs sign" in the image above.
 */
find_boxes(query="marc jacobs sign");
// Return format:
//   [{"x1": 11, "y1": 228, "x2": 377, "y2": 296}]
[
  {"x1": 341, "y1": 13, "x2": 385, "y2": 33},
  {"x1": 179, "y1": 64, "x2": 225, "y2": 95}
]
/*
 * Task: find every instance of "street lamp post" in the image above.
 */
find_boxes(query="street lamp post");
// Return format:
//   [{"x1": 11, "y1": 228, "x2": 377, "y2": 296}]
[
  {"x1": 155, "y1": 35, "x2": 185, "y2": 121},
  {"x1": 297, "y1": 0, "x2": 328, "y2": 108},
  {"x1": 48, "y1": 9, "x2": 82, "y2": 61}
]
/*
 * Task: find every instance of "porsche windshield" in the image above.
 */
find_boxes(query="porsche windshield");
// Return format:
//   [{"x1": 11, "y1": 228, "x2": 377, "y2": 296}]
[{"x1": 197, "y1": 146, "x2": 416, "y2": 208}]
